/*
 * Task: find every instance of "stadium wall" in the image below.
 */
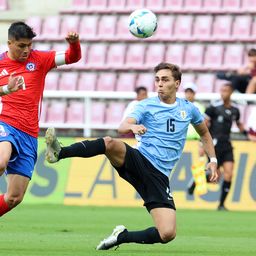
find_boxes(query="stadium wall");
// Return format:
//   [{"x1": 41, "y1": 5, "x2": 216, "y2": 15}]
[{"x1": 0, "y1": 138, "x2": 255, "y2": 211}]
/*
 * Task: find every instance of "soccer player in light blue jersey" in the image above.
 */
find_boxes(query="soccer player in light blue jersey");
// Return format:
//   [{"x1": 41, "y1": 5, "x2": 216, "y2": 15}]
[{"x1": 45, "y1": 62, "x2": 219, "y2": 250}]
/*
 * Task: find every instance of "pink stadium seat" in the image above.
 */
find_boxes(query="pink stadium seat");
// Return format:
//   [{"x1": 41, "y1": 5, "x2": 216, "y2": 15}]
[
  {"x1": 173, "y1": 15, "x2": 193, "y2": 40},
  {"x1": 184, "y1": 0, "x2": 202, "y2": 11},
  {"x1": 183, "y1": 44, "x2": 204, "y2": 69},
  {"x1": 69, "y1": 0, "x2": 88, "y2": 11},
  {"x1": 212, "y1": 15, "x2": 233, "y2": 40},
  {"x1": 86, "y1": 44, "x2": 107, "y2": 69},
  {"x1": 165, "y1": 44, "x2": 184, "y2": 67},
  {"x1": 34, "y1": 43, "x2": 51, "y2": 51},
  {"x1": 44, "y1": 72, "x2": 59, "y2": 90},
  {"x1": 204, "y1": 44, "x2": 224, "y2": 70},
  {"x1": 180, "y1": 73, "x2": 196, "y2": 89},
  {"x1": 97, "y1": 15, "x2": 117, "y2": 40},
  {"x1": 105, "y1": 102, "x2": 126, "y2": 125},
  {"x1": 0, "y1": 0, "x2": 8, "y2": 10},
  {"x1": 58, "y1": 72, "x2": 78, "y2": 90},
  {"x1": 41, "y1": 16, "x2": 61, "y2": 40},
  {"x1": 106, "y1": 44, "x2": 126, "y2": 68},
  {"x1": 222, "y1": 45, "x2": 244, "y2": 70},
  {"x1": 164, "y1": 0, "x2": 184, "y2": 11},
  {"x1": 145, "y1": 0, "x2": 164, "y2": 11},
  {"x1": 125, "y1": 44, "x2": 146, "y2": 69},
  {"x1": 136, "y1": 73, "x2": 155, "y2": 91},
  {"x1": 196, "y1": 74, "x2": 215, "y2": 93},
  {"x1": 77, "y1": 73, "x2": 97, "y2": 91},
  {"x1": 252, "y1": 19, "x2": 256, "y2": 39},
  {"x1": 232, "y1": 15, "x2": 252, "y2": 40},
  {"x1": 66, "y1": 100, "x2": 84, "y2": 124},
  {"x1": 193, "y1": 15, "x2": 213, "y2": 40},
  {"x1": 126, "y1": 0, "x2": 145, "y2": 10},
  {"x1": 26, "y1": 16, "x2": 42, "y2": 36},
  {"x1": 107, "y1": 0, "x2": 126, "y2": 11},
  {"x1": 116, "y1": 73, "x2": 136, "y2": 91},
  {"x1": 46, "y1": 101, "x2": 67, "y2": 123},
  {"x1": 91, "y1": 101, "x2": 106, "y2": 124},
  {"x1": 116, "y1": 16, "x2": 136, "y2": 40},
  {"x1": 241, "y1": 0, "x2": 256, "y2": 11},
  {"x1": 202, "y1": 0, "x2": 222, "y2": 12},
  {"x1": 60, "y1": 16, "x2": 80, "y2": 37},
  {"x1": 222, "y1": 0, "x2": 241, "y2": 12},
  {"x1": 79, "y1": 15, "x2": 98, "y2": 40},
  {"x1": 145, "y1": 44, "x2": 166, "y2": 68},
  {"x1": 152, "y1": 15, "x2": 174, "y2": 40},
  {"x1": 96, "y1": 73, "x2": 116, "y2": 91},
  {"x1": 88, "y1": 0, "x2": 108, "y2": 11},
  {"x1": 39, "y1": 101, "x2": 48, "y2": 123}
]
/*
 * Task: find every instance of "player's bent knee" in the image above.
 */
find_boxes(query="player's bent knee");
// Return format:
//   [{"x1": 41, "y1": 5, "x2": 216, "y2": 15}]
[
  {"x1": 104, "y1": 136, "x2": 117, "y2": 150},
  {"x1": 6, "y1": 194, "x2": 24, "y2": 208},
  {"x1": 159, "y1": 229, "x2": 176, "y2": 243}
]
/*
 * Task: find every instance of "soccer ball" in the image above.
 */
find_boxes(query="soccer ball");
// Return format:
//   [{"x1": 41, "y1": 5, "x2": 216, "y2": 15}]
[{"x1": 128, "y1": 9, "x2": 157, "y2": 38}]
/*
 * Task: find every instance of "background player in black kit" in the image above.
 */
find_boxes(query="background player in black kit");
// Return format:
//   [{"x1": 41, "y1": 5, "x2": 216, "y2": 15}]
[{"x1": 188, "y1": 80, "x2": 247, "y2": 210}]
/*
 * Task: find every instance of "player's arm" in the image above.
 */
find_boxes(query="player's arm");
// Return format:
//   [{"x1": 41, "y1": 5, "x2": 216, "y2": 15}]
[
  {"x1": 118, "y1": 117, "x2": 147, "y2": 135},
  {"x1": 0, "y1": 73, "x2": 24, "y2": 96},
  {"x1": 194, "y1": 121, "x2": 219, "y2": 182},
  {"x1": 55, "y1": 32, "x2": 81, "y2": 66}
]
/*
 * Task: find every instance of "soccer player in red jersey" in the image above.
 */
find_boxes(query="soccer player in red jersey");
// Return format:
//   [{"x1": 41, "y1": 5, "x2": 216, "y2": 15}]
[{"x1": 0, "y1": 21, "x2": 81, "y2": 217}]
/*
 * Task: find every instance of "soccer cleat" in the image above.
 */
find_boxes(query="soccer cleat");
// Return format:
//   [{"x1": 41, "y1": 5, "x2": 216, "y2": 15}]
[
  {"x1": 96, "y1": 225, "x2": 127, "y2": 250},
  {"x1": 187, "y1": 178, "x2": 196, "y2": 195},
  {"x1": 45, "y1": 127, "x2": 61, "y2": 163},
  {"x1": 217, "y1": 205, "x2": 229, "y2": 211}
]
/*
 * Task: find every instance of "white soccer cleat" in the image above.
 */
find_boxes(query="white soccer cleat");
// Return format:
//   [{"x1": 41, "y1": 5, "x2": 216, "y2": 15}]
[
  {"x1": 45, "y1": 127, "x2": 61, "y2": 163},
  {"x1": 96, "y1": 225, "x2": 127, "y2": 250}
]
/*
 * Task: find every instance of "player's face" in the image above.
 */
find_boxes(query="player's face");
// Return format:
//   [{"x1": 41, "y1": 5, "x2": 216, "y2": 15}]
[
  {"x1": 137, "y1": 90, "x2": 148, "y2": 101},
  {"x1": 185, "y1": 89, "x2": 195, "y2": 102},
  {"x1": 220, "y1": 84, "x2": 233, "y2": 101},
  {"x1": 155, "y1": 69, "x2": 180, "y2": 103},
  {"x1": 248, "y1": 56, "x2": 256, "y2": 67},
  {"x1": 8, "y1": 38, "x2": 32, "y2": 62}
]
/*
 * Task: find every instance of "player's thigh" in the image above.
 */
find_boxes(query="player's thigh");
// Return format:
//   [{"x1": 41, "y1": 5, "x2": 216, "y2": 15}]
[
  {"x1": 150, "y1": 207, "x2": 176, "y2": 238},
  {"x1": 104, "y1": 137, "x2": 126, "y2": 167},
  {"x1": 222, "y1": 161, "x2": 234, "y2": 181},
  {"x1": 0, "y1": 141, "x2": 12, "y2": 173},
  {"x1": 6, "y1": 174, "x2": 30, "y2": 199}
]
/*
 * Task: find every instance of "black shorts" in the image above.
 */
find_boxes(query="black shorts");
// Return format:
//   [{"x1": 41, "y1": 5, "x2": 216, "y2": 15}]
[
  {"x1": 215, "y1": 141, "x2": 234, "y2": 167},
  {"x1": 114, "y1": 143, "x2": 176, "y2": 212}
]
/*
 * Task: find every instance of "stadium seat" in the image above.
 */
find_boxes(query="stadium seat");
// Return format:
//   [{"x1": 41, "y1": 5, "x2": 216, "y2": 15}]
[
  {"x1": 164, "y1": 0, "x2": 184, "y2": 11},
  {"x1": 125, "y1": 44, "x2": 146, "y2": 69},
  {"x1": 96, "y1": 73, "x2": 116, "y2": 91},
  {"x1": 136, "y1": 73, "x2": 155, "y2": 92},
  {"x1": 196, "y1": 73, "x2": 215, "y2": 92},
  {"x1": 145, "y1": 0, "x2": 165, "y2": 11},
  {"x1": 193, "y1": 15, "x2": 213, "y2": 41},
  {"x1": 180, "y1": 73, "x2": 196, "y2": 89},
  {"x1": 40, "y1": 16, "x2": 61, "y2": 40},
  {"x1": 165, "y1": 44, "x2": 184, "y2": 67},
  {"x1": 26, "y1": 16, "x2": 42, "y2": 36},
  {"x1": 183, "y1": 44, "x2": 204, "y2": 70},
  {"x1": 34, "y1": 42, "x2": 51, "y2": 51},
  {"x1": 68, "y1": 0, "x2": 88, "y2": 12},
  {"x1": 202, "y1": 0, "x2": 222, "y2": 12},
  {"x1": 60, "y1": 15, "x2": 80, "y2": 37},
  {"x1": 116, "y1": 73, "x2": 136, "y2": 91},
  {"x1": 86, "y1": 44, "x2": 107, "y2": 69},
  {"x1": 116, "y1": 15, "x2": 136, "y2": 40},
  {"x1": 232, "y1": 15, "x2": 252, "y2": 40},
  {"x1": 44, "y1": 72, "x2": 59, "y2": 90},
  {"x1": 222, "y1": 44, "x2": 244, "y2": 70},
  {"x1": 66, "y1": 100, "x2": 84, "y2": 124},
  {"x1": 0, "y1": 0, "x2": 8, "y2": 10},
  {"x1": 77, "y1": 73, "x2": 97, "y2": 91},
  {"x1": 88, "y1": 0, "x2": 108, "y2": 11},
  {"x1": 106, "y1": 44, "x2": 126, "y2": 68},
  {"x1": 105, "y1": 102, "x2": 126, "y2": 125},
  {"x1": 79, "y1": 15, "x2": 98, "y2": 40},
  {"x1": 173, "y1": 15, "x2": 193, "y2": 40},
  {"x1": 91, "y1": 101, "x2": 106, "y2": 124},
  {"x1": 151, "y1": 15, "x2": 174, "y2": 40},
  {"x1": 97, "y1": 15, "x2": 117, "y2": 40},
  {"x1": 39, "y1": 101, "x2": 48, "y2": 123},
  {"x1": 204, "y1": 44, "x2": 224, "y2": 70},
  {"x1": 107, "y1": 0, "x2": 126, "y2": 11},
  {"x1": 144, "y1": 44, "x2": 166, "y2": 68},
  {"x1": 222, "y1": 0, "x2": 241, "y2": 12},
  {"x1": 46, "y1": 101, "x2": 67, "y2": 123},
  {"x1": 212, "y1": 15, "x2": 233, "y2": 40},
  {"x1": 241, "y1": 0, "x2": 256, "y2": 11},
  {"x1": 184, "y1": 0, "x2": 203, "y2": 11},
  {"x1": 126, "y1": 0, "x2": 145, "y2": 10},
  {"x1": 58, "y1": 72, "x2": 78, "y2": 90}
]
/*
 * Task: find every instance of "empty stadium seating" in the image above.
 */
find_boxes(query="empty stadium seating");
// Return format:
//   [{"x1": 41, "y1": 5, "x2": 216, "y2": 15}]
[{"x1": 66, "y1": 100, "x2": 84, "y2": 123}]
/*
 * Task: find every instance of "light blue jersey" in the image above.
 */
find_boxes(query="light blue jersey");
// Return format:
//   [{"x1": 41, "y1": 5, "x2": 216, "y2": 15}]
[{"x1": 128, "y1": 96, "x2": 204, "y2": 177}]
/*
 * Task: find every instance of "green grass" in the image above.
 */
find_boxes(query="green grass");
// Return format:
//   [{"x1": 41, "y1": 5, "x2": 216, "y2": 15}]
[{"x1": 0, "y1": 205, "x2": 255, "y2": 256}]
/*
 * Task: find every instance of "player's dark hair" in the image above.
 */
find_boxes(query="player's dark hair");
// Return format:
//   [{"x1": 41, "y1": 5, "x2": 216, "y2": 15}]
[
  {"x1": 135, "y1": 86, "x2": 147, "y2": 94},
  {"x1": 154, "y1": 62, "x2": 182, "y2": 82},
  {"x1": 248, "y1": 48, "x2": 256, "y2": 57},
  {"x1": 8, "y1": 21, "x2": 36, "y2": 40}
]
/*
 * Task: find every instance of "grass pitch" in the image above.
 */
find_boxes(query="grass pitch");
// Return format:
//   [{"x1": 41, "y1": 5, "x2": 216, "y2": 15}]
[{"x1": 0, "y1": 205, "x2": 255, "y2": 256}]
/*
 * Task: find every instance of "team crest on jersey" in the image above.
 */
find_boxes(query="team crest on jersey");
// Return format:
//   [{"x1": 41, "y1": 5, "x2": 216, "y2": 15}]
[
  {"x1": 180, "y1": 110, "x2": 187, "y2": 119},
  {"x1": 26, "y1": 62, "x2": 36, "y2": 71}
]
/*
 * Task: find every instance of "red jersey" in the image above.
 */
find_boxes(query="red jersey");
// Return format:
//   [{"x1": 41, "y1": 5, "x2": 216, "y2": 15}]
[{"x1": 0, "y1": 50, "x2": 56, "y2": 137}]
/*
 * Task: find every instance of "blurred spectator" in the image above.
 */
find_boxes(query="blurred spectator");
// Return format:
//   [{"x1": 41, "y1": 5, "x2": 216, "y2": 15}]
[{"x1": 217, "y1": 48, "x2": 256, "y2": 93}]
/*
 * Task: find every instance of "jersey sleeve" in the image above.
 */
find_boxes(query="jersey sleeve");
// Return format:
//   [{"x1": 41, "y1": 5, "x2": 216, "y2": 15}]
[
  {"x1": 205, "y1": 104, "x2": 215, "y2": 120},
  {"x1": 127, "y1": 101, "x2": 146, "y2": 123},
  {"x1": 191, "y1": 104, "x2": 204, "y2": 125},
  {"x1": 35, "y1": 50, "x2": 56, "y2": 72}
]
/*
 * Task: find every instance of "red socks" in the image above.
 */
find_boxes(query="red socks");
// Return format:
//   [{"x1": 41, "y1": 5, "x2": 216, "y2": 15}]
[{"x1": 0, "y1": 194, "x2": 10, "y2": 217}]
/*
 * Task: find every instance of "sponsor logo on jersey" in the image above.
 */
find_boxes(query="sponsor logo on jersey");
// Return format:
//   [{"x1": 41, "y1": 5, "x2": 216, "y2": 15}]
[
  {"x1": 0, "y1": 69, "x2": 9, "y2": 77},
  {"x1": 26, "y1": 62, "x2": 36, "y2": 71}
]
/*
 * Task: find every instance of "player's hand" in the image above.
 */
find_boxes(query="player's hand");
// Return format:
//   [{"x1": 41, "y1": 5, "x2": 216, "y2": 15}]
[
  {"x1": 7, "y1": 73, "x2": 24, "y2": 93},
  {"x1": 206, "y1": 162, "x2": 219, "y2": 183},
  {"x1": 131, "y1": 124, "x2": 147, "y2": 135},
  {"x1": 65, "y1": 32, "x2": 79, "y2": 43}
]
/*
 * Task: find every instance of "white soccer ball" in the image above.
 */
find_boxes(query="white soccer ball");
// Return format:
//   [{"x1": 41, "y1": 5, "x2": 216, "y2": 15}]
[{"x1": 128, "y1": 9, "x2": 157, "y2": 38}]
